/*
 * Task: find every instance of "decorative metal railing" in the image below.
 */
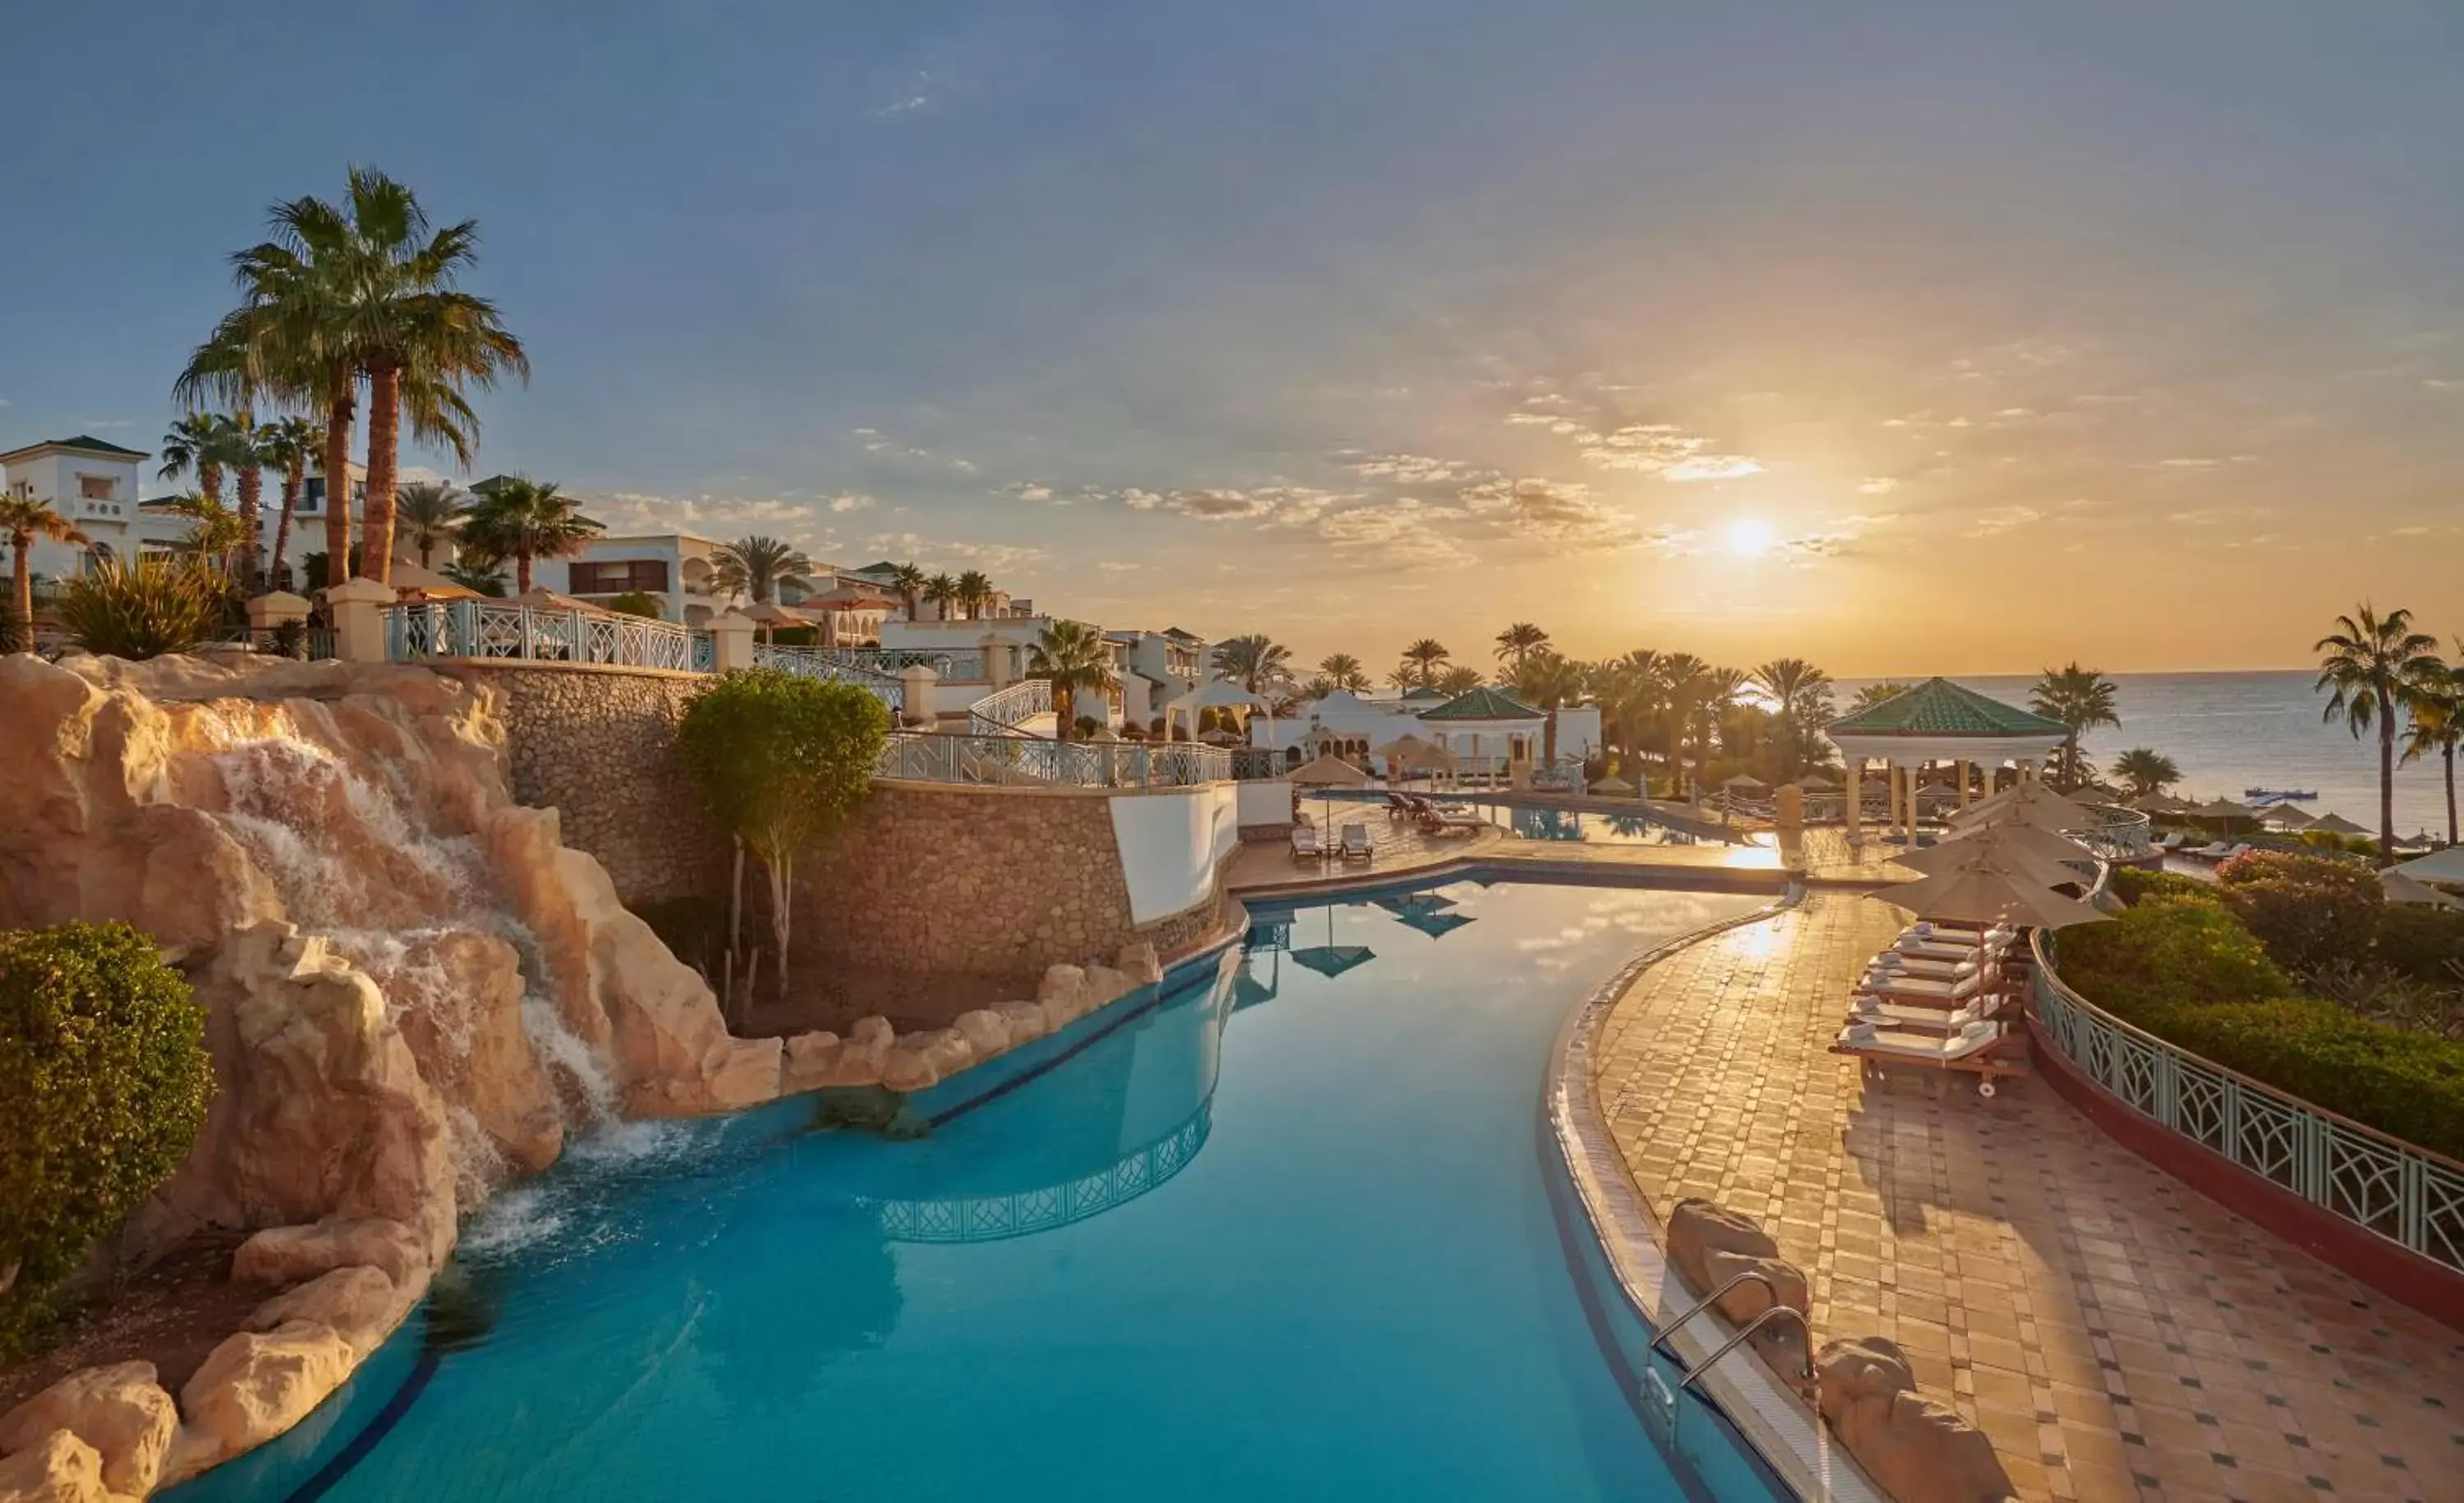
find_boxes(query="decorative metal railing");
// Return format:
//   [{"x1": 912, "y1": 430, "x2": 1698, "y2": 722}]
[
  {"x1": 2030, "y1": 932, "x2": 2464, "y2": 1274},
  {"x1": 752, "y1": 645, "x2": 903, "y2": 713},
  {"x1": 2072, "y1": 802, "x2": 2154, "y2": 858},
  {"x1": 384, "y1": 601, "x2": 706, "y2": 672},
  {"x1": 816, "y1": 646, "x2": 986, "y2": 679},
  {"x1": 878, "y1": 732, "x2": 1245, "y2": 788},
  {"x1": 968, "y1": 678, "x2": 1054, "y2": 733}
]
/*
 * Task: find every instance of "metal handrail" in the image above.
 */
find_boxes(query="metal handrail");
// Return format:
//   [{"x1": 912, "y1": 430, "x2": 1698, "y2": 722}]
[
  {"x1": 968, "y1": 678, "x2": 1054, "y2": 734},
  {"x1": 2030, "y1": 929, "x2": 2464, "y2": 1271},
  {"x1": 876, "y1": 731, "x2": 1248, "y2": 788},
  {"x1": 384, "y1": 601, "x2": 702, "y2": 672},
  {"x1": 1679, "y1": 1306, "x2": 1814, "y2": 1389},
  {"x1": 1643, "y1": 1269, "x2": 1788, "y2": 1361},
  {"x1": 752, "y1": 645, "x2": 904, "y2": 714}
]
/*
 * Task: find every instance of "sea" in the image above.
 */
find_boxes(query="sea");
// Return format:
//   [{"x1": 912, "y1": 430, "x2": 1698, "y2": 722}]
[{"x1": 1831, "y1": 672, "x2": 2457, "y2": 841}]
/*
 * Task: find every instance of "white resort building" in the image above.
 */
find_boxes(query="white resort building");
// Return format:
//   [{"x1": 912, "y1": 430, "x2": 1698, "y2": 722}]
[
  {"x1": 1, "y1": 435, "x2": 177, "y2": 578},
  {"x1": 1243, "y1": 684, "x2": 1603, "y2": 782}
]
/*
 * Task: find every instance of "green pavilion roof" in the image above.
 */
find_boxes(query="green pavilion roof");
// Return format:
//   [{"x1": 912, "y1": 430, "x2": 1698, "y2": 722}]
[
  {"x1": 0, "y1": 434, "x2": 148, "y2": 462},
  {"x1": 1828, "y1": 677, "x2": 2066, "y2": 738},
  {"x1": 1419, "y1": 685, "x2": 1543, "y2": 721}
]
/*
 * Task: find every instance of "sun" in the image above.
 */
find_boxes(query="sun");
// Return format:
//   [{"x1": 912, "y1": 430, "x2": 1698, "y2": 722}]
[{"x1": 1724, "y1": 518, "x2": 1775, "y2": 558}]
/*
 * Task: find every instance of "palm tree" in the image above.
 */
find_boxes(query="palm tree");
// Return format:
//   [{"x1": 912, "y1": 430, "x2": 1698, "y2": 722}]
[
  {"x1": 158, "y1": 412, "x2": 237, "y2": 508},
  {"x1": 1695, "y1": 666, "x2": 1749, "y2": 778},
  {"x1": 888, "y1": 561, "x2": 926, "y2": 620},
  {"x1": 1494, "y1": 622, "x2": 1551, "y2": 673},
  {"x1": 2, "y1": 491, "x2": 90, "y2": 648},
  {"x1": 255, "y1": 415, "x2": 323, "y2": 589},
  {"x1": 185, "y1": 168, "x2": 524, "y2": 590},
  {"x1": 160, "y1": 494, "x2": 250, "y2": 572},
  {"x1": 1211, "y1": 633, "x2": 1292, "y2": 693},
  {"x1": 1752, "y1": 657, "x2": 1834, "y2": 779},
  {"x1": 1850, "y1": 680, "x2": 1919, "y2": 715},
  {"x1": 2316, "y1": 604, "x2": 2443, "y2": 860},
  {"x1": 2029, "y1": 664, "x2": 2122, "y2": 792},
  {"x1": 1436, "y1": 664, "x2": 1485, "y2": 696},
  {"x1": 1593, "y1": 649, "x2": 1665, "y2": 779},
  {"x1": 1316, "y1": 652, "x2": 1370, "y2": 692},
  {"x1": 1514, "y1": 650, "x2": 1588, "y2": 765},
  {"x1": 458, "y1": 477, "x2": 599, "y2": 594},
  {"x1": 2108, "y1": 748, "x2": 2183, "y2": 802},
  {"x1": 712, "y1": 535, "x2": 813, "y2": 604},
  {"x1": 1655, "y1": 653, "x2": 1712, "y2": 792},
  {"x1": 1028, "y1": 620, "x2": 1119, "y2": 740},
  {"x1": 955, "y1": 569, "x2": 994, "y2": 620},
  {"x1": 2402, "y1": 650, "x2": 2464, "y2": 847},
  {"x1": 922, "y1": 572, "x2": 958, "y2": 621},
  {"x1": 392, "y1": 481, "x2": 467, "y2": 570},
  {"x1": 1401, "y1": 637, "x2": 1450, "y2": 687}
]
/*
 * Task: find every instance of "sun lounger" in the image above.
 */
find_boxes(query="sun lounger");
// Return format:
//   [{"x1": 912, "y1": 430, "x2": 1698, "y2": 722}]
[
  {"x1": 1829, "y1": 1018, "x2": 2028, "y2": 1095},
  {"x1": 1871, "y1": 951, "x2": 1987, "y2": 980},
  {"x1": 1857, "y1": 966, "x2": 1997, "y2": 1005},
  {"x1": 1340, "y1": 822, "x2": 1373, "y2": 862},
  {"x1": 1849, "y1": 994, "x2": 2012, "y2": 1033},
  {"x1": 1421, "y1": 806, "x2": 1485, "y2": 834},
  {"x1": 1290, "y1": 826, "x2": 1326, "y2": 861}
]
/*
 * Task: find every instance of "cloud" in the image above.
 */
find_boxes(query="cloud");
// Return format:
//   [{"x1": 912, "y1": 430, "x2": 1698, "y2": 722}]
[
  {"x1": 1097, "y1": 561, "x2": 1141, "y2": 572},
  {"x1": 1457, "y1": 476, "x2": 1645, "y2": 547},
  {"x1": 826, "y1": 493, "x2": 875, "y2": 512},
  {"x1": 2158, "y1": 457, "x2": 2220, "y2": 469},
  {"x1": 1857, "y1": 476, "x2": 1900, "y2": 495},
  {"x1": 862, "y1": 531, "x2": 1048, "y2": 574},
  {"x1": 1964, "y1": 504, "x2": 2043, "y2": 538},
  {"x1": 1000, "y1": 480, "x2": 1056, "y2": 503},
  {"x1": 853, "y1": 425, "x2": 974, "y2": 473},
  {"x1": 1508, "y1": 407, "x2": 1761, "y2": 482},
  {"x1": 1316, "y1": 497, "x2": 1478, "y2": 568},
  {"x1": 1338, "y1": 451, "x2": 1479, "y2": 485}
]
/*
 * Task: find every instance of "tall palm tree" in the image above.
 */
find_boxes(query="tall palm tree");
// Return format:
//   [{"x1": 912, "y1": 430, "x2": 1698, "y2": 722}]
[
  {"x1": 1317, "y1": 652, "x2": 1370, "y2": 692},
  {"x1": 888, "y1": 561, "x2": 926, "y2": 620},
  {"x1": 1211, "y1": 633, "x2": 1291, "y2": 693},
  {"x1": 1695, "y1": 666, "x2": 1749, "y2": 778},
  {"x1": 1514, "y1": 650, "x2": 1588, "y2": 765},
  {"x1": 160, "y1": 494, "x2": 250, "y2": 573},
  {"x1": 2108, "y1": 747, "x2": 2183, "y2": 802},
  {"x1": 1655, "y1": 652, "x2": 1712, "y2": 790},
  {"x1": 2316, "y1": 604, "x2": 2443, "y2": 860},
  {"x1": 392, "y1": 480, "x2": 467, "y2": 569},
  {"x1": 2, "y1": 492, "x2": 89, "y2": 649},
  {"x1": 1752, "y1": 657, "x2": 1833, "y2": 779},
  {"x1": 2402, "y1": 649, "x2": 2464, "y2": 847},
  {"x1": 1436, "y1": 664, "x2": 1485, "y2": 696},
  {"x1": 458, "y1": 477, "x2": 599, "y2": 594},
  {"x1": 922, "y1": 572, "x2": 958, "y2": 620},
  {"x1": 255, "y1": 415, "x2": 323, "y2": 589},
  {"x1": 711, "y1": 535, "x2": 812, "y2": 604},
  {"x1": 158, "y1": 412, "x2": 238, "y2": 508},
  {"x1": 2029, "y1": 664, "x2": 2122, "y2": 792},
  {"x1": 185, "y1": 168, "x2": 523, "y2": 590},
  {"x1": 1494, "y1": 622, "x2": 1550, "y2": 673},
  {"x1": 1593, "y1": 649, "x2": 1665, "y2": 777},
  {"x1": 955, "y1": 569, "x2": 994, "y2": 619},
  {"x1": 1028, "y1": 620, "x2": 1119, "y2": 740},
  {"x1": 1400, "y1": 637, "x2": 1450, "y2": 687}
]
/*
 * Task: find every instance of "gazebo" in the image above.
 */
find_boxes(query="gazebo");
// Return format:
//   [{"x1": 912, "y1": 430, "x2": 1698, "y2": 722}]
[
  {"x1": 1161, "y1": 678, "x2": 1271, "y2": 742},
  {"x1": 1415, "y1": 686, "x2": 1545, "y2": 784},
  {"x1": 1825, "y1": 678, "x2": 2070, "y2": 843}
]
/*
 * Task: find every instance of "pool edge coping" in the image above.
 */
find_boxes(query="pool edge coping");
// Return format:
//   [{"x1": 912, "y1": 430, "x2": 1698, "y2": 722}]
[{"x1": 1545, "y1": 884, "x2": 1888, "y2": 1503}]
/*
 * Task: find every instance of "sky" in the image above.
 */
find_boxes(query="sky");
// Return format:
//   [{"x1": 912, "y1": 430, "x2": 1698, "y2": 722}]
[{"x1": 6, "y1": 2, "x2": 2463, "y2": 676}]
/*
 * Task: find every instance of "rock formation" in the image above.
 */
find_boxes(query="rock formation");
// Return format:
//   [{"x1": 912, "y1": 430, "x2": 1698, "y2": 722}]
[
  {"x1": 1663, "y1": 1198, "x2": 1812, "y2": 1381},
  {"x1": 1814, "y1": 1337, "x2": 2016, "y2": 1503}
]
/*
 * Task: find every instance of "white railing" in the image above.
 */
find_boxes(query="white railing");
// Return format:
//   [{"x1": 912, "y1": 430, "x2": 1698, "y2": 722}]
[
  {"x1": 968, "y1": 678, "x2": 1054, "y2": 733},
  {"x1": 2030, "y1": 931, "x2": 2464, "y2": 1274},
  {"x1": 822, "y1": 646, "x2": 986, "y2": 679},
  {"x1": 878, "y1": 733, "x2": 1241, "y2": 788},
  {"x1": 752, "y1": 645, "x2": 903, "y2": 714},
  {"x1": 2073, "y1": 802, "x2": 2154, "y2": 858},
  {"x1": 384, "y1": 601, "x2": 708, "y2": 673}
]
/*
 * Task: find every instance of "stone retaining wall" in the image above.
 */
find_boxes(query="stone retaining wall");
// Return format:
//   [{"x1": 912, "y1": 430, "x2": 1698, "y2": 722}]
[{"x1": 443, "y1": 664, "x2": 726, "y2": 907}]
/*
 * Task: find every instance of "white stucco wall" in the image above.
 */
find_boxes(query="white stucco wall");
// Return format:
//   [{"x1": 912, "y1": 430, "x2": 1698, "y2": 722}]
[
  {"x1": 1237, "y1": 778, "x2": 1294, "y2": 829},
  {"x1": 1106, "y1": 782, "x2": 1239, "y2": 925}
]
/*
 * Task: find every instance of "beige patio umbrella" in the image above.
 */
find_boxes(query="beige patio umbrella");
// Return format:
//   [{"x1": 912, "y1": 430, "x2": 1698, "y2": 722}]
[
  {"x1": 2133, "y1": 793, "x2": 2193, "y2": 814},
  {"x1": 1588, "y1": 775, "x2": 1637, "y2": 797},
  {"x1": 1289, "y1": 751, "x2": 1372, "y2": 833},
  {"x1": 1793, "y1": 774, "x2": 1839, "y2": 792},
  {"x1": 1373, "y1": 733, "x2": 1455, "y2": 780},
  {"x1": 1721, "y1": 773, "x2": 1769, "y2": 793},
  {"x1": 1869, "y1": 857, "x2": 2111, "y2": 930},
  {"x1": 2264, "y1": 805, "x2": 2316, "y2": 830},
  {"x1": 1894, "y1": 832, "x2": 2088, "y2": 890},
  {"x1": 2309, "y1": 811, "x2": 2369, "y2": 837},
  {"x1": 2381, "y1": 868, "x2": 2464, "y2": 909},
  {"x1": 387, "y1": 559, "x2": 483, "y2": 600},
  {"x1": 1933, "y1": 816, "x2": 2099, "y2": 865},
  {"x1": 1949, "y1": 781, "x2": 2099, "y2": 834},
  {"x1": 737, "y1": 599, "x2": 803, "y2": 644}
]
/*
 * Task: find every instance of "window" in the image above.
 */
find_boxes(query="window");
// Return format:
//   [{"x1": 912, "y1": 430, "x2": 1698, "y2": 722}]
[
  {"x1": 78, "y1": 475, "x2": 114, "y2": 499},
  {"x1": 568, "y1": 560, "x2": 669, "y2": 595}
]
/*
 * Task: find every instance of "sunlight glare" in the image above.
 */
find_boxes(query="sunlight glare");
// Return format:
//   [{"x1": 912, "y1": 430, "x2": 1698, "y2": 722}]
[{"x1": 1725, "y1": 518, "x2": 1775, "y2": 558}]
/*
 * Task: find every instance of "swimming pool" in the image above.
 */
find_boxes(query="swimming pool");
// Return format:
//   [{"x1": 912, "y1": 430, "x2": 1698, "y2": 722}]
[
  {"x1": 1478, "y1": 804, "x2": 1707, "y2": 844},
  {"x1": 173, "y1": 880, "x2": 1786, "y2": 1502}
]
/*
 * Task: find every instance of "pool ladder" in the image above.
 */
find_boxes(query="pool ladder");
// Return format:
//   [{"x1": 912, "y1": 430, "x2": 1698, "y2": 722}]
[{"x1": 1639, "y1": 1271, "x2": 1816, "y2": 1417}]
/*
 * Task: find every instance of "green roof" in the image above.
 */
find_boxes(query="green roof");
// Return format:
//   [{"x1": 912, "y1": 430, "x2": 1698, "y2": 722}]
[
  {"x1": 1400, "y1": 684, "x2": 1450, "y2": 701},
  {"x1": 1827, "y1": 677, "x2": 2067, "y2": 738},
  {"x1": 1419, "y1": 685, "x2": 1543, "y2": 721},
  {"x1": 1, "y1": 434, "x2": 148, "y2": 462}
]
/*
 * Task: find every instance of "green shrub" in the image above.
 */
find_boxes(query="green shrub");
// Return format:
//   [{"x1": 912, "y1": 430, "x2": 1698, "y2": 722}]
[
  {"x1": 2375, "y1": 904, "x2": 2464, "y2": 986},
  {"x1": 2157, "y1": 1000, "x2": 2464, "y2": 1161},
  {"x1": 55, "y1": 558, "x2": 238, "y2": 660},
  {"x1": 2055, "y1": 895, "x2": 2294, "y2": 1023},
  {"x1": 2107, "y1": 866, "x2": 2213, "y2": 907},
  {"x1": 2210, "y1": 849, "x2": 2382, "y2": 975},
  {"x1": 0, "y1": 922, "x2": 213, "y2": 1354}
]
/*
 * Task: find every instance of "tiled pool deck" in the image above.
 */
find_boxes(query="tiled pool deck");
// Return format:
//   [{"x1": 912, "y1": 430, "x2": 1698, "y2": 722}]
[{"x1": 1592, "y1": 894, "x2": 2464, "y2": 1503}]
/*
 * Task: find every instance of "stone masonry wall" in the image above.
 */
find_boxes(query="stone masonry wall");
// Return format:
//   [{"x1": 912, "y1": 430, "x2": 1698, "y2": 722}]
[{"x1": 445, "y1": 664, "x2": 727, "y2": 907}]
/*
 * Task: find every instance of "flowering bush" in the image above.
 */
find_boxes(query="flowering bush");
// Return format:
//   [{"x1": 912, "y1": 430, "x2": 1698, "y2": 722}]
[{"x1": 2212, "y1": 849, "x2": 2382, "y2": 976}]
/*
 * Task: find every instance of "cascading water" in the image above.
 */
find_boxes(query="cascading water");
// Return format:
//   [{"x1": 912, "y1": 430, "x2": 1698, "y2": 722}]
[{"x1": 189, "y1": 703, "x2": 638, "y2": 1206}]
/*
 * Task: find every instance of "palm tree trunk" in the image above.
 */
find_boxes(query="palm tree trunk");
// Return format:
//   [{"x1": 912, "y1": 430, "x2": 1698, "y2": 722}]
[
  {"x1": 2380, "y1": 717, "x2": 2398, "y2": 860},
  {"x1": 2447, "y1": 745, "x2": 2458, "y2": 847},
  {"x1": 1545, "y1": 707, "x2": 1559, "y2": 765},
  {"x1": 322, "y1": 379, "x2": 355, "y2": 587},
  {"x1": 10, "y1": 541, "x2": 30, "y2": 650},
  {"x1": 517, "y1": 552, "x2": 535, "y2": 595},
  {"x1": 272, "y1": 467, "x2": 302, "y2": 590},
  {"x1": 363, "y1": 363, "x2": 400, "y2": 586},
  {"x1": 200, "y1": 462, "x2": 223, "y2": 510},
  {"x1": 236, "y1": 464, "x2": 264, "y2": 592}
]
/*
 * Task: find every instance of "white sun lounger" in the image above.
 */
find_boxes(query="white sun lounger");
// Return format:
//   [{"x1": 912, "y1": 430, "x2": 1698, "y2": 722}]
[
  {"x1": 1872, "y1": 952, "x2": 1985, "y2": 981},
  {"x1": 1290, "y1": 825, "x2": 1326, "y2": 861},
  {"x1": 1849, "y1": 995, "x2": 2009, "y2": 1033},
  {"x1": 1339, "y1": 822, "x2": 1374, "y2": 862},
  {"x1": 1858, "y1": 967, "x2": 1998, "y2": 1006},
  {"x1": 1830, "y1": 1018, "x2": 2027, "y2": 1095}
]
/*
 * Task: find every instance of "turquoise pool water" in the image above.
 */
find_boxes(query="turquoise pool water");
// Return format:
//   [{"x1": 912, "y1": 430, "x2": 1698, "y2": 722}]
[{"x1": 175, "y1": 880, "x2": 1781, "y2": 1502}]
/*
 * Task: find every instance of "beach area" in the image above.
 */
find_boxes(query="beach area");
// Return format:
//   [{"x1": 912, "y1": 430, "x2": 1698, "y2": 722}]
[{"x1": 1838, "y1": 670, "x2": 2457, "y2": 837}]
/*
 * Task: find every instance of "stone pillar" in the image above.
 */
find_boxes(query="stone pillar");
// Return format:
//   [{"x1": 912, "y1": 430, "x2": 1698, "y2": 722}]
[
  {"x1": 246, "y1": 591, "x2": 311, "y2": 635},
  {"x1": 899, "y1": 664, "x2": 939, "y2": 729},
  {"x1": 1846, "y1": 759, "x2": 1864, "y2": 843},
  {"x1": 709, "y1": 609, "x2": 756, "y2": 672},
  {"x1": 981, "y1": 634, "x2": 1009, "y2": 690},
  {"x1": 1956, "y1": 759, "x2": 1970, "y2": 811},
  {"x1": 1775, "y1": 783, "x2": 1804, "y2": 831},
  {"x1": 326, "y1": 577, "x2": 394, "y2": 664}
]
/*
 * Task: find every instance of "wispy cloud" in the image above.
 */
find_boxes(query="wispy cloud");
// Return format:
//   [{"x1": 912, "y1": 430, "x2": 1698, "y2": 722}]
[
  {"x1": 852, "y1": 426, "x2": 975, "y2": 474},
  {"x1": 1964, "y1": 504, "x2": 2043, "y2": 538},
  {"x1": 1337, "y1": 451, "x2": 1481, "y2": 485},
  {"x1": 1857, "y1": 476, "x2": 1901, "y2": 495},
  {"x1": 862, "y1": 531, "x2": 1048, "y2": 574},
  {"x1": 1506, "y1": 407, "x2": 1760, "y2": 482}
]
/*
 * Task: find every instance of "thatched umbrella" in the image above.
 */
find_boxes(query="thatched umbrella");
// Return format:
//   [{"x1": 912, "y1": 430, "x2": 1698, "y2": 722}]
[
  {"x1": 2310, "y1": 811, "x2": 2369, "y2": 837},
  {"x1": 1289, "y1": 752, "x2": 1370, "y2": 835},
  {"x1": 1895, "y1": 831, "x2": 2087, "y2": 890},
  {"x1": 1869, "y1": 856, "x2": 2111, "y2": 930}
]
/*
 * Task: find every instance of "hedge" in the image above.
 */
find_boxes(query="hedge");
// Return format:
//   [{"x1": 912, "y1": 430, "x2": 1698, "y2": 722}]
[
  {"x1": 0, "y1": 922, "x2": 214, "y2": 1354},
  {"x1": 2106, "y1": 866, "x2": 2214, "y2": 907},
  {"x1": 2055, "y1": 895, "x2": 2295, "y2": 1023},
  {"x1": 2155, "y1": 1000, "x2": 2464, "y2": 1162},
  {"x1": 2376, "y1": 904, "x2": 2464, "y2": 987}
]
